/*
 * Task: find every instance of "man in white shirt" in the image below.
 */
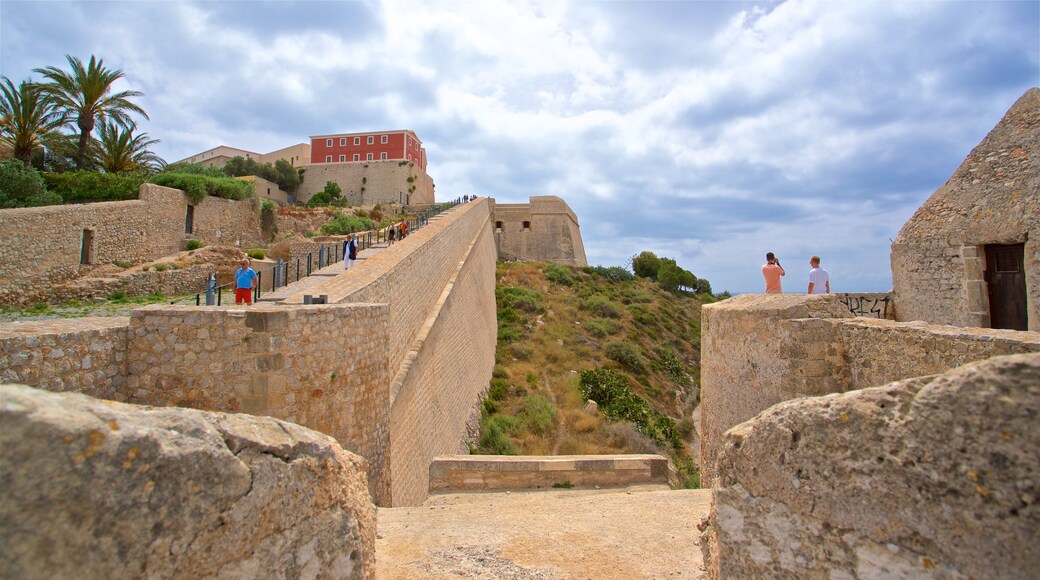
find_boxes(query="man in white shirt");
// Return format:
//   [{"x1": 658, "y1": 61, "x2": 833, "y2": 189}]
[{"x1": 808, "y1": 256, "x2": 830, "y2": 294}]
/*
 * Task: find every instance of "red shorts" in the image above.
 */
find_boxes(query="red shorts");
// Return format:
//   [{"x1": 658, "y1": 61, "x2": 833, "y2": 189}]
[{"x1": 235, "y1": 288, "x2": 253, "y2": 304}]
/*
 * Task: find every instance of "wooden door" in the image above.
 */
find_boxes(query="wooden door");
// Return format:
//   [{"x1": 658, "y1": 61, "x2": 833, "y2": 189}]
[{"x1": 985, "y1": 243, "x2": 1027, "y2": 330}]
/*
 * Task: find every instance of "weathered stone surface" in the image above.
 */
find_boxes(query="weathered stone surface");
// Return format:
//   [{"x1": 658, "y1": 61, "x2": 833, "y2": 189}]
[
  {"x1": 0, "y1": 384, "x2": 374, "y2": 579},
  {"x1": 702, "y1": 353, "x2": 1040, "y2": 579}
]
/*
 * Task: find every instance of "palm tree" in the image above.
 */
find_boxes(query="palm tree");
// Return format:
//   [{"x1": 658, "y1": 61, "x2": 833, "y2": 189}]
[
  {"x1": 33, "y1": 54, "x2": 148, "y2": 169},
  {"x1": 0, "y1": 76, "x2": 65, "y2": 165},
  {"x1": 95, "y1": 119, "x2": 164, "y2": 173}
]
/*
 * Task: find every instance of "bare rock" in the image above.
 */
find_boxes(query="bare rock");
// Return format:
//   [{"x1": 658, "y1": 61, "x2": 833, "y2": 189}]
[
  {"x1": 0, "y1": 384, "x2": 375, "y2": 579},
  {"x1": 702, "y1": 353, "x2": 1040, "y2": 579},
  {"x1": 583, "y1": 399, "x2": 599, "y2": 414}
]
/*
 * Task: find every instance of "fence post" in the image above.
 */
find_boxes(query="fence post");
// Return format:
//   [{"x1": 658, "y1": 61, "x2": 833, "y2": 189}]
[
  {"x1": 205, "y1": 274, "x2": 216, "y2": 306},
  {"x1": 318, "y1": 246, "x2": 326, "y2": 269},
  {"x1": 276, "y1": 260, "x2": 284, "y2": 290},
  {"x1": 307, "y1": 253, "x2": 313, "y2": 276},
  {"x1": 296, "y1": 257, "x2": 301, "y2": 282},
  {"x1": 255, "y1": 272, "x2": 262, "y2": 302}
]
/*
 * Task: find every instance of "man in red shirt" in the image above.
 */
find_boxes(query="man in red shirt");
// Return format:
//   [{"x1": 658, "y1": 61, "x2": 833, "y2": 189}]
[{"x1": 762, "y1": 252, "x2": 785, "y2": 293}]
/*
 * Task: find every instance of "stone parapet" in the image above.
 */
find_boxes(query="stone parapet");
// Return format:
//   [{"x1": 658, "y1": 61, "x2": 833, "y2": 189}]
[
  {"x1": 428, "y1": 454, "x2": 670, "y2": 492},
  {"x1": 0, "y1": 384, "x2": 374, "y2": 579},
  {"x1": 701, "y1": 353, "x2": 1040, "y2": 579}
]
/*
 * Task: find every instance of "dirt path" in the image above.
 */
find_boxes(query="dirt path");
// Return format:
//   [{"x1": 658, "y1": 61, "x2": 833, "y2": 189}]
[{"x1": 376, "y1": 486, "x2": 711, "y2": 579}]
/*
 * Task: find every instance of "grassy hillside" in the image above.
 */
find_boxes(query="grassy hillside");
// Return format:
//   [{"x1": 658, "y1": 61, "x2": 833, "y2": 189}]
[{"x1": 477, "y1": 261, "x2": 713, "y2": 487}]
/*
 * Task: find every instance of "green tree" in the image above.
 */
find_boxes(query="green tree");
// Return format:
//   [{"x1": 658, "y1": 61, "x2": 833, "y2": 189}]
[
  {"x1": 274, "y1": 158, "x2": 301, "y2": 193},
  {"x1": 657, "y1": 262, "x2": 682, "y2": 292},
  {"x1": 0, "y1": 159, "x2": 61, "y2": 208},
  {"x1": 0, "y1": 77, "x2": 65, "y2": 165},
  {"x1": 632, "y1": 251, "x2": 662, "y2": 278},
  {"x1": 34, "y1": 54, "x2": 148, "y2": 169},
  {"x1": 94, "y1": 119, "x2": 164, "y2": 173}
]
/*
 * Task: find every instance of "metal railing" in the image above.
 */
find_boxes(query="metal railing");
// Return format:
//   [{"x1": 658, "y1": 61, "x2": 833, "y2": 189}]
[{"x1": 190, "y1": 199, "x2": 467, "y2": 306}]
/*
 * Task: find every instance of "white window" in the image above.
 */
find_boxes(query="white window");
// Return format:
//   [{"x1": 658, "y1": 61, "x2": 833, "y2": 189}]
[
  {"x1": 354, "y1": 137, "x2": 360, "y2": 145},
  {"x1": 367, "y1": 136, "x2": 374, "y2": 144},
  {"x1": 380, "y1": 152, "x2": 387, "y2": 160},
  {"x1": 326, "y1": 139, "x2": 333, "y2": 147},
  {"x1": 325, "y1": 155, "x2": 332, "y2": 162},
  {"x1": 340, "y1": 138, "x2": 346, "y2": 146},
  {"x1": 339, "y1": 155, "x2": 346, "y2": 162},
  {"x1": 353, "y1": 154, "x2": 360, "y2": 161},
  {"x1": 381, "y1": 135, "x2": 388, "y2": 144},
  {"x1": 367, "y1": 153, "x2": 373, "y2": 160}
]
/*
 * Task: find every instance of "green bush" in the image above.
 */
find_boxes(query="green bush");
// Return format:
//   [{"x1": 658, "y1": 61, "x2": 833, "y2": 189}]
[
  {"x1": 492, "y1": 365, "x2": 509, "y2": 379},
  {"x1": 184, "y1": 240, "x2": 204, "y2": 251},
  {"x1": 152, "y1": 264, "x2": 169, "y2": 272},
  {"x1": 656, "y1": 351, "x2": 693, "y2": 388},
  {"x1": 0, "y1": 160, "x2": 61, "y2": 208},
  {"x1": 247, "y1": 250, "x2": 265, "y2": 260},
  {"x1": 149, "y1": 172, "x2": 252, "y2": 204},
  {"x1": 580, "y1": 295, "x2": 623, "y2": 319},
  {"x1": 496, "y1": 286, "x2": 543, "y2": 313},
  {"x1": 606, "y1": 341, "x2": 647, "y2": 374},
  {"x1": 497, "y1": 326, "x2": 521, "y2": 343},
  {"x1": 478, "y1": 414, "x2": 517, "y2": 455},
  {"x1": 585, "y1": 318, "x2": 621, "y2": 338},
  {"x1": 589, "y1": 265, "x2": 634, "y2": 282},
  {"x1": 519, "y1": 395, "x2": 556, "y2": 435},
  {"x1": 320, "y1": 212, "x2": 375, "y2": 235},
  {"x1": 112, "y1": 260, "x2": 132, "y2": 269},
  {"x1": 579, "y1": 369, "x2": 682, "y2": 451},
  {"x1": 42, "y1": 170, "x2": 148, "y2": 204},
  {"x1": 632, "y1": 251, "x2": 662, "y2": 278},
  {"x1": 543, "y1": 263, "x2": 574, "y2": 286},
  {"x1": 489, "y1": 378, "x2": 509, "y2": 400}
]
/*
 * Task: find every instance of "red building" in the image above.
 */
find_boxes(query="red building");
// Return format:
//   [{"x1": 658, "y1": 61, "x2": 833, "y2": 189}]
[{"x1": 310, "y1": 130, "x2": 426, "y2": 170}]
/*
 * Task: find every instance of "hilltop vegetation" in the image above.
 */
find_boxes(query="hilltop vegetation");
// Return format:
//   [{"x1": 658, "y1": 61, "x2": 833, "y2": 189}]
[{"x1": 478, "y1": 259, "x2": 719, "y2": 487}]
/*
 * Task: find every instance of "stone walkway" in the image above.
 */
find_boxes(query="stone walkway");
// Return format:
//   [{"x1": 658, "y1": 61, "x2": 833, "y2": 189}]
[
  {"x1": 376, "y1": 486, "x2": 711, "y2": 579},
  {"x1": 256, "y1": 242, "x2": 390, "y2": 303}
]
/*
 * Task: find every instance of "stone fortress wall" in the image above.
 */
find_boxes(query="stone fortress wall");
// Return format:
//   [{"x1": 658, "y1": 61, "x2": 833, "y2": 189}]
[
  {"x1": 491, "y1": 195, "x2": 588, "y2": 266},
  {"x1": 0, "y1": 184, "x2": 264, "y2": 306},
  {"x1": 295, "y1": 159, "x2": 435, "y2": 206}
]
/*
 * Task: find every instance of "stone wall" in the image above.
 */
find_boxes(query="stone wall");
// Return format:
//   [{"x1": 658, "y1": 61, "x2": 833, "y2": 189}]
[
  {"x1": 428, "y1": 455, "x2": 670, "y2": 493},
  {"x1": 296, "y1": 160, "x2": 435, "y2": 206},
  {"x1": 700, "y1": 293, "x2": 1040, "y2": 485},
  {"x1": 0, "y1": 384, "x2": 374, "y2": 578},
  {"x1": 123, "y1": 303, "x2": 393, "y2": 499},
  {"x1": 492, "y1": 196, "x2": 588, "y2": 266},
  {"x1": 0, "y1": 184, "x2": 265, "y2": 306},
  {"x1": 701, "y1": 353, "x2": 1040, "y2": 579},
  {"x1": 0, "y1": 317, "x2": 129, "y2": 399},
  {"x1": 891, "y1": 87, "x2": 1039, "y2": 330}
]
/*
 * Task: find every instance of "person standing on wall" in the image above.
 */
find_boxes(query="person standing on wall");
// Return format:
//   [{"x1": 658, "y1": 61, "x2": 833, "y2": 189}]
[
  {"x1": 344, "y1": 234, "x2": 358, "y2": 270},
  {"x1": 762, "y1": 252, "x2": 785, "y2": 294},
  {"x1": 234, "y1": 258, "x2": 258, "y2": 304},
  {"x1": 807, "y1": 255, "x2": 830, "y2": 294}
]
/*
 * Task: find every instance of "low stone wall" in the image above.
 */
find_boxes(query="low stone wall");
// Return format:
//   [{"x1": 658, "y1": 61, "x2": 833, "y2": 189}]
[
  {"x1": 124, "y1": 303, "x2": 393, "y2": 499},
  {"x1": 429, "y1": 455, "x2": 670, "y2": 493},
  {"x1": 296, "y1": 160, "x2": 434, "y2": 206},
  {"x1": 0, "y1": 384, "x2": 374, "y2": 578},
  {"x1": 0, "y1": 318, "x2": 129, "y2": 399},
  {"x1": 701, "y1": 353, "x2": 1040, "y2": 579},
  {"x1": 700, "y1": 293, "x2": 1040, "y2": 485}
]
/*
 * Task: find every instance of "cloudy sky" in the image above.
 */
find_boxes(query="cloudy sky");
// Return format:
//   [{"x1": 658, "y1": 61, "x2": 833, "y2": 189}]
[{"x1": 2, "y1": 1, "x2": 1037, "y2": 293}]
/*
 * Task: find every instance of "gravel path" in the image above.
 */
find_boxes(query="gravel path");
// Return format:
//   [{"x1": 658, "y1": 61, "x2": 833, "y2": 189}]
[{"x1": 376, "y1": 486, "x2": 711, "y2": 579}]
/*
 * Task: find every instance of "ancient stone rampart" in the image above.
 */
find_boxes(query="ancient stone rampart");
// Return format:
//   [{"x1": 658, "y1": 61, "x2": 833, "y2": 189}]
[
  {"x1": 492, "y1": 196, "x2": 588, "y2": 266},
  {"x1": 428, "y1": 455, "x2": 670, "y2": 493},
  {"x1": 700, "y1": 293, "x2": 1040, "y2": 484},
  {"x1": 0, "y1": 384, "x2": 374, "y2": 579},
  {"x1": 0, "y1": 184, "x2": 264, "y2": 306},
  {"x1": 701, "y1": 353, "x2": 1040, "y2": 579},
  {"x1": 296, "y1": 160, "x2": 435, "y2": 206}
]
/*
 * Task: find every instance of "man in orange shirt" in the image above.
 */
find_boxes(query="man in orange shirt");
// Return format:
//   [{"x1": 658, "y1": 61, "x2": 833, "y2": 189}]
[{"x1": 762, "y1": 252, "x2": 785, "y2": 293}]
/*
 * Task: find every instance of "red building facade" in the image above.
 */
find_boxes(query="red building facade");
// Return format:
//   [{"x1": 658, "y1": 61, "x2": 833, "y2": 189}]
[{"x1": 310, "y1": 130, "x2": 426, "y2": 170}]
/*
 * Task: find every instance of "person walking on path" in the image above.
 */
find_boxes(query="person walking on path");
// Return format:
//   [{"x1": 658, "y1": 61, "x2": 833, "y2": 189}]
[
  {"x1": 807, "y1": 255, "x2": 830, "y2": 294},
  {"x1": 762, "y1": 252, "x2": 785, "y2": 294},
  {"x1": 387, "y1": 223, "x2": 396, "y2": 246},
  {"x1": 234, "y1": 258, "x2": 258, "y2": 304},
  {"x1": 401, "y1": 220, "x2": 409, "y2": 239},
  {"x1": 344, "y1": 234, "x2": 358, "y2": 269}
]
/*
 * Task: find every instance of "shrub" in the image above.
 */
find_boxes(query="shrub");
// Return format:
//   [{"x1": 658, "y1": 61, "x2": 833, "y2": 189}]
[
  {"x1": 519, "y1": 395, "x2": 556, "y2": 435},
  {"x1": 606, "y1": 341, "x2": 647, "y2": 374},
  {"x1": 632, "y1": 251, "x2": 661, "y2": 278},
  {"x1": 247, "y1": 250, "x2": 265, "y2": 260},
  {"x1": 585, "y1": 318, "x2": 620, "y2": 338},
  {"x1": 492, "y1": 365, "x2": 509, "y2": 379},
  {"x1": 42, "y1": 170, "x2": 148, "y2": 204},
  {"x1": 496, "y1": 286, "x2": 543, "y2": 313},
  {"x1": 579, "y1": 369, "x2": 682, "y2": 451},
  {"x1": 543, "y1": 263, "x2": 574, "y2": 286},
  {"x1": 0, "y1": 160, "x2": 61, "y2": 208},
  {"x1": 149, "y1": 172, "x2": 252, "y2": 204},
  {"x1": 478, "y1": 414, "x2": 517, "y2": 455},
  {"x1": 320, "y1": 212, "x2": 375, "y2": 235},
  {"x1": 107, "y1": 291, "x2": 128, "y2": 301},
  {"x1": 184, "y1": 240, "x2": 204, "y2": 251},
  {"x1": 656, "y1": 351, "x2": 693, "y2": 388},
  {"x1": 112, "y1": 260, "x2": 132, "y2": 269},
  {"x1": 489, "y1": 378, "x2": 509, "y2": 400},
  {"x1": 152, "y1": 264, "x2": 169, "y2": 272},
  {"x1": 580, "y1": 295, "x2": 623, "y2": 319},
  {"x1": 589, "y1": 265, "x2": 634, "y2": 282},
  {"x1": 497, "y1": 326, "x2": 521, "y2": 343}
]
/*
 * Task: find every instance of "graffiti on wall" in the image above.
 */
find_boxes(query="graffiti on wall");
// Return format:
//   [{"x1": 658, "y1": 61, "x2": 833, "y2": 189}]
[{"x1": 839, "y1": 293, "x2": 893, "y2": 319}]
